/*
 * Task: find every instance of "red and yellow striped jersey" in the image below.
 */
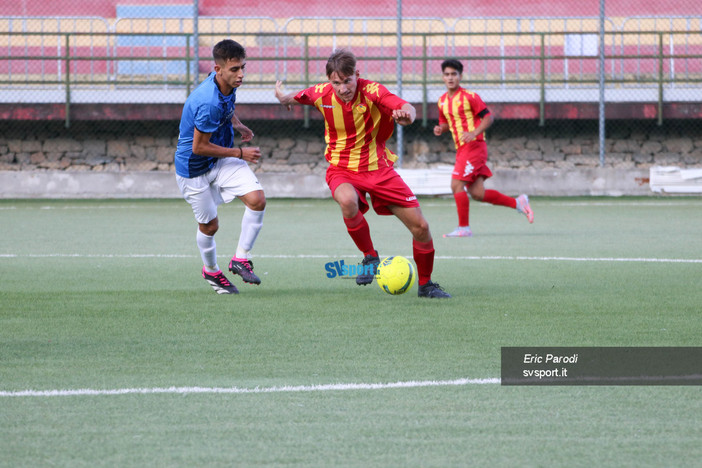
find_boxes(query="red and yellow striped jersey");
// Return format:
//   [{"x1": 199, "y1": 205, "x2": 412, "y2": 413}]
[
  {"x1": 438, "y1": 87, "x2": 489, "y2": 149},
  {"x1": 294, "y1": 78, "x2": 407, "y2": 172}
]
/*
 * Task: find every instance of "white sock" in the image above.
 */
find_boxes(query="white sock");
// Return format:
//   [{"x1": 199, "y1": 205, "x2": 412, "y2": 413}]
[
  {"x1": 236, "y1": 207, "x2": 265, "y2": 259},
  {"x1": 197, "y1": 229, "x2": 219, "y2": 272}
]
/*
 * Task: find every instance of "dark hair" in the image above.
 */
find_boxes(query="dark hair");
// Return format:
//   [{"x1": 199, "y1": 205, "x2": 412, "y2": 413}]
[
  {"x1": 213, "y1": 39, "x2": 246, "y2": 64},
  {"x1": 441, "y1": 59, "x2": 463, "y2": 74},
  {"x1": 326, "y1": 49, "x2": 357, "y2": 78}
]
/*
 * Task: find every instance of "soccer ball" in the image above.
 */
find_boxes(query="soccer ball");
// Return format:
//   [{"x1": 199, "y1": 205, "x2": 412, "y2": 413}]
[{"x1": 376, "y1": 256, "x2": 416, "y2": 295}]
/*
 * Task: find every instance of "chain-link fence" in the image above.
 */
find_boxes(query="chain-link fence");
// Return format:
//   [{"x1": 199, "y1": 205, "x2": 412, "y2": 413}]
[{"x1": 1, "y1": 1, "x2": 700, "y2": 188}]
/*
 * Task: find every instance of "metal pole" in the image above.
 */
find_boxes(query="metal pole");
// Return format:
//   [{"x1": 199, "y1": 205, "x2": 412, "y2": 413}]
[
  {"x1": 64, "y1": 34, "x2": 70, "y2": 129},
  {"x1": 657, "y1": 33, "x2": 664, "y2": 126},
  {"x1": 599, "y1": 0, "x2": 605, "y2": 167},
  {"x1": 539, "y1": 34, "x2": 545, "y2": 127},
  {"x1": 193, "y1": 0, "x2": 199, "y2": 85},
  {"x1": 422, "y1": 34, "x2": 427, "y2": 128},
  {"x1": 396, "y1": 0, "x2": 403, "y2": 167},
  {"x1": 304, "y1": 36, "x2": 310, "y2": 128}
]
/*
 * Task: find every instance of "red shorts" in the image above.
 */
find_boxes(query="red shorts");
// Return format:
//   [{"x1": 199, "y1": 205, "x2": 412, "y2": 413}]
[
  {"x1": 326, "y1": 164, "x2": 419, "y2": 216},
  {"x1": 452, "y1": 140, "x2": 493, "y2": 184}
]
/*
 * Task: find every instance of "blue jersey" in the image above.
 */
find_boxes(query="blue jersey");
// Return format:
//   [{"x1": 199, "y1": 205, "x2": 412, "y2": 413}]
[{"x1": 174, "y1": 73, "x2": 236, "y2": 178}]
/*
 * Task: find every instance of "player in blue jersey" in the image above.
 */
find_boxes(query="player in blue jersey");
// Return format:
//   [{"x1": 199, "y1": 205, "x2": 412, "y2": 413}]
[{"x1": 175, "y1": 39, "x2": 266, "y2": 294}]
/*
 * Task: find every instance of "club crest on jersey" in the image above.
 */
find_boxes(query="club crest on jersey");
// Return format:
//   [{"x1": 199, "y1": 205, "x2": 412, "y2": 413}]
[
  {"x1": 364, "y1": 82, "x2": 381, "y2": 96},
  {"x1": 355, "y1": 103, "x2": 368, "y2": 113},
  {"x1": 315, "y1": 83, "x2": 330, "y2": 93}
]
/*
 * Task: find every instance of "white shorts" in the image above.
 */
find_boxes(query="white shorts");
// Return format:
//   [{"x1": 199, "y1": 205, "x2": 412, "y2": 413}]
[{"x1": 176, "y1": 157, "x2": 263, "y2": 224}]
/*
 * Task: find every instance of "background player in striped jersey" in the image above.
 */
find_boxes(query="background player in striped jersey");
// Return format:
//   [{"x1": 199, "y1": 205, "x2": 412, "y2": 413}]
[
  {"x1": 174, "y1": 39, "x2": 266, "y2": 294},
  {"x1": 275, "y1": 49, "x2": 450, "y2": 298},
  {"x1": 434, "y1": 59, "x2": 534, "y2": 238}
]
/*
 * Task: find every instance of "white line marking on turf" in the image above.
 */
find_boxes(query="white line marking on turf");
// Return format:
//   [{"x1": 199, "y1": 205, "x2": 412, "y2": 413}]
[
  {"x1": 0, "y1": 253, "x2": 330, "y2": 259},
  {"x1": 420, "y1": 201, "x2": 702, "y2": 208},
  {"x1": 434, "y1": 255, "x2": 702, "y2": 263},
  {"x1": 547, "y1": 201, "x2": 702, "y2": 207},
  {"x1": 4, "y1": 201, "x2": 700, "y2": 212},
  {"x1": 0, "y1": 378, "x2": 500, "y2": 397},
  {"x1": 0, "y1": 253, "x2": 195, "y2": 258},
  {"x1": 0, "y1": 202, "x2": 324, "y2": 211},
  {"x1": 1, "y1": 253, "x2": 700, "y2": 263}
]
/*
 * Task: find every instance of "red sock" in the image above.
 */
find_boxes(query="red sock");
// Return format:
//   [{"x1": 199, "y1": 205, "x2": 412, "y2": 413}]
[
  {"x1": 454, "y1": 191, "x2": 470, "y2": 226},
  {"x1": 412, "y1": 239, "x2": 434, "y2": 286},
  {"x1": 343, "y1": 212, "x2": 376, "y2": 257},
  {"x1": 483, "y1": 189, "x2": 517, "y2": 209}
]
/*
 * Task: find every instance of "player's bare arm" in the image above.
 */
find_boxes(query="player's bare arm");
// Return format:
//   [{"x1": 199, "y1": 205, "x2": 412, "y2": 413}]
[
  {"x1": 459, "y1": 113, "x2": 494, "y2": 143},
  {"x1": 192, "y1": 128, "x2": 261, "y2": 163},
  {"x1": 231, "y1": 114, "x2": 254, "y2": 142},
  {"x1": 434, "y1": 122, "x2": 449, "y2": 136},
  {"x1": 392, "y1": 104, "x2": 416, "y2": 126},
  {"x1": 275, "y1": 80, "x2": 298, "y2": 110}
]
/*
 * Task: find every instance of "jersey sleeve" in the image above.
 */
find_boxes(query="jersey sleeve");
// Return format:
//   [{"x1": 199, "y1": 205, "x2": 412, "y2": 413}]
[
  {"x1": 467, "y1": 91, "x2": 488, "y2": 116},
  {"x1": 294, "y1": 84, "x2": 329, "y2": 106},
  {"x1": 193, "y1": 103, "x2": 221, "y2": 134},
  {"x1": 437, "y1": 96, "x2": 448, "y2": 125},
  {"x1": 363, "y1": 80, "x2": 407, "y2": 115}
]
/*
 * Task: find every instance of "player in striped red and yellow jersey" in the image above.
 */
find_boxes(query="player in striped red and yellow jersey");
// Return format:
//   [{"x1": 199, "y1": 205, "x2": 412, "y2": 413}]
[
  {"x1": 275, "y1": 49, "x2": 450, "y2": 298},
  {"x1": 435, "y1": 59, "x2": 534, "y2": 238},
  {"x1": 293, "y1": 80, "x2": 403, "y2": 172}
]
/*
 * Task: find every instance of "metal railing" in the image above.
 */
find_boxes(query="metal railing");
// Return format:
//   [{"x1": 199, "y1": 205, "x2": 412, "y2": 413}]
[
  {"x1": 3, "y1": 14, "x2": 700, "y2": 84},
  {"x1": 1, "y1": 29, "x2": 700, "y2": 126}
]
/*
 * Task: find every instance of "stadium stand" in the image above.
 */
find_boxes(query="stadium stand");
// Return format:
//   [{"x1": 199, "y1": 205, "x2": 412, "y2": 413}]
[
  {"x1": 0, "y1": 0, "x2": 696, "y2": 18},
  {"x1": 114, "y1": 4, "x2": 196, "y2": 76},
  {"x1": 1, "y1": 1, "x2": 700, "y2": 122}
]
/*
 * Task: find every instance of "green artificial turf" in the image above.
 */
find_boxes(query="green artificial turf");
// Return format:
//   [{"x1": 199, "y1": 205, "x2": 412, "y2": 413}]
[{"x1": 1, "y1": 197, "x2": 700, "y2": 467}]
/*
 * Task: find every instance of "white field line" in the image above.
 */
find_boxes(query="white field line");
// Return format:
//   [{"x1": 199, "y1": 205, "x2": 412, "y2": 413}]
[
  {"x1": 435, "y1": 255, "x2": 702, "y2": 263},
  {"x1": 2, "y1": 200, "x2": 701, "y2": 212},
  {"x1": 0, "y1": 377, "x2": 500, "y2": 398},
  {"x1": 1, "y1": 253, "x2": 701, "y2": 263},
  {"x1": 419, "y1": 201, "x2": 702, "y2": 208}
]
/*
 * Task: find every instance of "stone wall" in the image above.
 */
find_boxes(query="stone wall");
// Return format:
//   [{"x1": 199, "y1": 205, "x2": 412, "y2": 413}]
[{"x1": 1, "y1": 119, "x2": 701, "y2": 174}]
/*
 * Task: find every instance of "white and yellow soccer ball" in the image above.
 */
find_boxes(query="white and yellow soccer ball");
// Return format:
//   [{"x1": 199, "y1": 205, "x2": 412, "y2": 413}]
[{"x1": 376, "y1": 256, "x2": 416, "y2": 295}]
